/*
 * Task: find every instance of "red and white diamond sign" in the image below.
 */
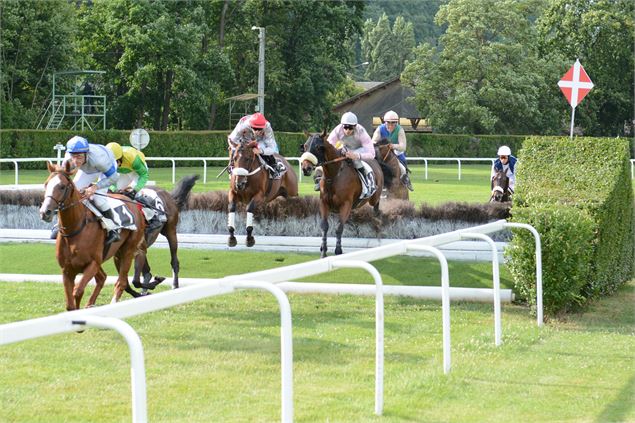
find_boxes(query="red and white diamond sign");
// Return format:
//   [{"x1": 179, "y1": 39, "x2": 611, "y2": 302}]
[{"x1": 558, "y1": 59, "x2": 593, "y2": 108}]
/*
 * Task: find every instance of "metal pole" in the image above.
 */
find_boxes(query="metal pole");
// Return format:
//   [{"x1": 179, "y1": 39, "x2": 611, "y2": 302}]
[{"x1": 253, "y1": 26, "x2": 265, "y2": 114}]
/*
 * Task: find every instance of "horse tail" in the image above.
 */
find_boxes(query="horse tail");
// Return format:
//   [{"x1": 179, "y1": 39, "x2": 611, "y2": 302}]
[{"x1": 171, "y1": 174, "x2": 199, "y2": 211}]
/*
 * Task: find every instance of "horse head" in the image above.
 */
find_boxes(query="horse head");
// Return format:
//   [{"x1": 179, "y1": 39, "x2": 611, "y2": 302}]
[
  {"x1": 231, "y1": 142, "x2": 260, "y2": 192},
  {"x1": 300, "y1": 132, "x2": 327, "y2": 176},
  {"x1": 39, "y1": 161, "x2": 78, "y2": 222},
  {"x1": 490, "y1": 170, "x2": 509, "y2": 203}
]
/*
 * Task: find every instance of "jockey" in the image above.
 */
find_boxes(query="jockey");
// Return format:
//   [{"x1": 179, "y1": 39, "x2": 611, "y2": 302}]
[
  {"x1": 228, "y1": 112, "x2": 285, "y2": 179},
  {"x1": 491, "y1": 145, "x2": 517, "y2": 196},
  {"x1": 63, "y1": 136, "x2": 122, "y2": 243},
  {"x1": 371, "y1": 110, "x2": 414, "y2": 191},
  {"x1": 105, "y1": 142, "x2": 149, "y2": 196},
  {"x1": 106, "y1": 142, "x2": 166, "y2": 232},
  {"x1": 327, "y1": 111, "x2": 376, "y2": 198}
]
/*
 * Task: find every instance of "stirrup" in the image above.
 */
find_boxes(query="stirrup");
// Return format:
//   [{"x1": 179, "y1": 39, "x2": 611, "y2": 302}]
[{"x1": 105, "y1": 230, "x2": 120, "y2": 244}]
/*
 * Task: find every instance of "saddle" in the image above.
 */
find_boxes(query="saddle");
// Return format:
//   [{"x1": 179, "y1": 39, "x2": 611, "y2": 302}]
[{"x1": 83, "y1": 197, "x2": 138, "y2": 230}]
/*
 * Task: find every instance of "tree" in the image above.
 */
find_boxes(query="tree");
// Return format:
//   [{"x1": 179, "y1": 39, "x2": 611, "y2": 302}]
[
  {"x1": 361, "y1": 13, "x2": 415, "y2": 81},
  {"x1": 0, "y1": 0, "x2": 77, "y2": 128},
  {"x1": 536, "y1": 0, "x2": 635, "y2": 136},
  {"x1": 402, "y1": 0, "x2": 565, "y2": 135}
]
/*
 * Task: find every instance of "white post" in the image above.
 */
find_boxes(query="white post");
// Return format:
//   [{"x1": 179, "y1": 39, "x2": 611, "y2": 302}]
[
  {"x1": 405, "y1": 245, "x2": 451, "y2": 374},
  {"x1": 569, "y1": 106, "x2": 576, "y2": 139},
  {"x1": 72, "y1": 316, "x2": 148, "y2": 423},
  {"x1": 330, "y1": 260, "x2": 384, "y2": 416},
  {"x1": 460, "y1": 233, "x2": 502, "y2": 346}
]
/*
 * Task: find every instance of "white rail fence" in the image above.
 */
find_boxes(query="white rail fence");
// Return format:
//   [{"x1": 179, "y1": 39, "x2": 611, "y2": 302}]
[
  {"x1": 16, "y1": 156, "x2": 631, "y2": 185},
  {"x1": 0, "y1": 220, "x2": 543, "y2": 422}
]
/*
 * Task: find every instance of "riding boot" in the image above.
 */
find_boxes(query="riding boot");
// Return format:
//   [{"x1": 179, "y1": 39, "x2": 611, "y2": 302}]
[
  {"x1": 401, "y1": 173, "x2": 414, "y2": 191},
  {"x1": 101, "y1": 208, "x2": 121, "y2": 243}
]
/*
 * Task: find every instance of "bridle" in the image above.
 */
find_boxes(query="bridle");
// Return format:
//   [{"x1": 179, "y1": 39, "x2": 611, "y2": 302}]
[
  {"x1": 45, "y1": 172, "x2": 90, "y2": 237},
  {"x1": 306, "y1": 135, "x2": 347, "y2": 166}
]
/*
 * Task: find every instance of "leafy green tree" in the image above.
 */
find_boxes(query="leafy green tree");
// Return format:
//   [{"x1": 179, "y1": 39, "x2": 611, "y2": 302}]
[
  {"x1": 362, "y1": 13, "x2": 415, "y2": 81},
  {"x1": 0, "y1": 0, "x2": 76, "y2": 128},
  {"x1": 536, "y1": 0, "x2": 634, "y2": 136},
  {"x1": 363, "y1": 0, "x2": 444, "y2": 45},
  {"x1": 403, "y1": 0, "x2": 565, "y2": 135}
]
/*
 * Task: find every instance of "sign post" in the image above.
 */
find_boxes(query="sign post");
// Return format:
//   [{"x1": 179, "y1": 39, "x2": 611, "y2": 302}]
[{"x1": 557, "y1": 59, "x2": 594, "y2": 139}]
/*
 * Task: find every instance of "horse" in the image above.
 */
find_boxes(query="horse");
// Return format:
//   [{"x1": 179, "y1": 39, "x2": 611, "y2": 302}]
[
  {"x1": 301, "y1": 131, "x2": 384, "y2": 258},
  {"x1": 490, "y1": 169, "x2": 511, "y2": 202},
  {"x1": 228, "y1": 141, "x2": 298, "y2": 247},
  {"x1": 39, "y1": 161, "x2": 147, "y2": 310},
  {"x1": 374, "y1": 138, "x2": 409, "y2": 200},
  {"x1": 131, "y1": 175, "x2": 199, "y2": 291}
]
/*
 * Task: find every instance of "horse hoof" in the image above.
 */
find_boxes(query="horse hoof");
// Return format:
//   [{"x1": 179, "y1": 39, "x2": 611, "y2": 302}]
[
  {"x1": 228, "y1": 237, "x2": 237, "y2": 247},
  {"x1": 246, "y1": 237, "x2": 255, "y2": 247},
  {"x1": 153, "y1": 276, "x2": 166, "y2": 284},
  {"x1": 335, "y1": 248, "x2": 343, "y2": 255},
  {"x1": 172, "y1": 283, "x2": 179, "y2": 290}
]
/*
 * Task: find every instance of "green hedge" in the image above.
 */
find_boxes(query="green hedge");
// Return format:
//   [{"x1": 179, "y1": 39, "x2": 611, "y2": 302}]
[{"x1": 508, "y1": 136, "x2": 634, "y2": 315}]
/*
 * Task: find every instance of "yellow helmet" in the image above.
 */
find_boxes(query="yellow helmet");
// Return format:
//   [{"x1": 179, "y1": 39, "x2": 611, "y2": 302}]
[{"x1": 106, "y1": 142, "x2": 123, "y2": 160}]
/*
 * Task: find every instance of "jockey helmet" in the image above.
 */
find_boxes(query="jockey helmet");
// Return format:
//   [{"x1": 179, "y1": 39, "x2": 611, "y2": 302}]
[
  {"x1": 340, "y1": 112, "x2": 358, "y2": 126},
  {"x1": 249, "y1": 112, "x2": 268, "y2": 129},
  {"x1": 497, "y1": 145, "x2": 512, "y2": 156},
  {"x1": 383, "y1": 110, "x2": 399, "y2": 122},
  {"x1": 106, "y1": 142, "x2": 123, "y2": 160},
  {"x1": 66, "y1": 136, "x2": 89, "y2": 154}
]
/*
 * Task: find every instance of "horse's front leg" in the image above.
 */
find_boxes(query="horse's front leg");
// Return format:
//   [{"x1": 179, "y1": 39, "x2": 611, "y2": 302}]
[
  {"x1": 227, "y1": 193, "x2": 238, "y2": 247},
  {"x1": 319, "y1": 202, "x2": 330, "y2": 258},
  {"x1": 62, "y1": 270, "x2": 78, "y2": 311},
  {"x1": 335, "y1": 203, "x2": 353, "y2": 256},
  {"x1": 132, "y1": 251, "x2": 145, "y2": 289},
  {"x1": 245, "y1": 196, "x2": 262, "y2": 248},
  {"x1": 87, "y1": 267, "x2": 107, "y2": 307},
  {"x1": 166, "y1": 230, "x2": 180, "y2": 289},
  {"x1": 112, "y1": 251, "x2": 136, "y2": 303},
  {"x1": 74, "y1": 261, "x2": 101, "y2": 309}
]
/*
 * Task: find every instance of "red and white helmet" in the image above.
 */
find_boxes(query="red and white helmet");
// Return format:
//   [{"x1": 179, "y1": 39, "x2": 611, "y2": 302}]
[
  {"x1": 383, "y1": 110, "x2": 399, "y2": 122},
  {"x1": 249, "y1": 112, "x2": 268, "y2": 129}
]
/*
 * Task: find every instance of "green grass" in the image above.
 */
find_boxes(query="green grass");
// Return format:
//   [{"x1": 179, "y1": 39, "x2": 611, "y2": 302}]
[
  {"x1": 0, "y1": 244, "x2": 634, "y2": 422},
  {"x1": 1, "y1": 163, "x2": 495, "y2": 206}
]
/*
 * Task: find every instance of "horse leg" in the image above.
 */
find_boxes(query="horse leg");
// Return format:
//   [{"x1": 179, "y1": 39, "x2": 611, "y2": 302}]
[
  {"x1": 319, "y1": 202, "x2": 330, "y2": 258},
  {"x1": 86, "y1": 267, "x2": 107, "y2": 307},
  {"x1": 166, "y1": 229, "x2": 180, "y2": 289},
  {"x1": 245, "y1": 199, "x2": 258, "y2": 247},
  {"x1": 132, "y1": 250, "x2": 145, "y2": 289},
  {"x1": 335, "y1": 204, "x2": 352, "y2": 256},
  {"x1": 62, "y1": 271, "x2": 77, "y2": 311},
  {"x1": 227, "y1": 198, "x2": 237, "y2": 247},
  {"x1": 73, "y1": 261, "x2": 100, "y2": 309},
  {"x1": 112, "y1": 252, "x2": 136, "y2": 303}
]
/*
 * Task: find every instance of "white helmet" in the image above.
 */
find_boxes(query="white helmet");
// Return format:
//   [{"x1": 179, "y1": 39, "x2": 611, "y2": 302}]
[
  {"x1": 340, "y1": 112, "x2": 358, "y2": 126},
  {"x1": 383, "y1": 110, "x2": 399, "y2": 122},
  {"x1": 497, "y1": 145, "x2": 512, "y2": 156}
]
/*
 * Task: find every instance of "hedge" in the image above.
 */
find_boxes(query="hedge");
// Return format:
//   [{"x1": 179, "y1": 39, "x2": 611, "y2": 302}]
[
  {"x1": 0, "y1": 129, "x2": 528, "y2": 170},
  {"x1": 507, "y1": 136, "x2": 634, "y2": 315}
]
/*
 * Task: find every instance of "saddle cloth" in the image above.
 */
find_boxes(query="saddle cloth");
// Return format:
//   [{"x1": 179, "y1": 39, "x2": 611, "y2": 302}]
[
  {"x1": 82, "y1": 197, "x2": 138, "y2": 230},
  {"x1": 136, "y1": 188, "x2": 167, "y2": 222},
  {"x1": 356, "y1": 161, "x2": 376, "y2": 200}
]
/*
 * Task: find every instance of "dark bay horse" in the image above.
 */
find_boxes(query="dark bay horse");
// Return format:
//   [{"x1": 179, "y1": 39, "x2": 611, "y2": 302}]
[
  {"x1": 132, "y1": 175, "x2": 198, "y2": 291},
  {"x1": 374, "y1": 138, "x2": 409, "y2": 200},
  {"x1": 490, "y1": 169, "x2": 511, "y2": 202},
  {"x1": 301, "y1": 132, "x2": 384, "y2": 258},
  {"x1": 39, "y1": 161, "x2": 147, "y2": 310},
  {"x1": 228, "y1": 141, "x2": 298, "y2": 247}
]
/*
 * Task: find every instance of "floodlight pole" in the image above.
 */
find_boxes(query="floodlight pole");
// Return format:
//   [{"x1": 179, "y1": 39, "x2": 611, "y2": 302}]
[{"x1": 252, "y1": 26, "x2": 265, "y2": 115}]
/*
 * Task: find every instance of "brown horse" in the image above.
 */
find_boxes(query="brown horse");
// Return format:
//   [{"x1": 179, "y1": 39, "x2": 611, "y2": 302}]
[
  {"x1": 374, "y1": 138, "x2": 409, "y2": 200},
  {"x1": 131, "y1": 175, "x2": 198, "y2": 291},
  {"x1": 228, "y1": 142, "x2": 298, "y2": 247},
  {"x1": 39, "y1": 161, "x2": 147, "y2": 310},
  {"x1": 301, "y1": 131, "x2": 384, "y2": 258},
  {"x1": 490, "y1": 169, "x2": 511, "y2": 202}
]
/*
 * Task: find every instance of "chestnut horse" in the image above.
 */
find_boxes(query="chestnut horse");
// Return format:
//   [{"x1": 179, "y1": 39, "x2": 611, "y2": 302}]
[
  {"x1": 228, "y1": 142, "x2": 298, "y2": 247},
  {"x1": 39, "y1": 161, "x2": 146, "y2": 310},
  {"x1": 301, "y1": 132, "x2": 384, "y2": 258},
  {"x1": 132, "y1": 174, "x2": 198, "y2": 291},
  {"x1": 374, "y1": 138, "x2": 409, "y2": 200},
  {"x1": 490, "y1": 169, "x2": 511, "y2": 202}
]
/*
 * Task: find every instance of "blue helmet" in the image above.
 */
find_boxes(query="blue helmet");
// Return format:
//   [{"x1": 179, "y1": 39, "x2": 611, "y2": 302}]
[{"x1": 66, "y1": 136, "x2": 89, "y2": 153}]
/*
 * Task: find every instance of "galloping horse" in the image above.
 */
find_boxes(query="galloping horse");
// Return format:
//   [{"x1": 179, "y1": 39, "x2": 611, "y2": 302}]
[
  {"x1": 490, "y1": 169, "x2": 511, "y2": 202},
  {"x1": 228, "y1": 142, "x2": 298, "y2": 247},
  {"x1": 301, "y1": 131, "x2": 384, "y2": 258},
  {"x1": 374, "y1": 138, "x2": 409, "y2": 200},
  {"x1": 39, "y1": 161, "x2": 147, "y2": 310},
  {"x1": 132, "y1": 175, "x2": 198, "y2": 291}
]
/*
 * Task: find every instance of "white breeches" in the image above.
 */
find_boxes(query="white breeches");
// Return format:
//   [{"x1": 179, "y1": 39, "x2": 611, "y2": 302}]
[
  {"x1": 114, "y1": 173, "x2": 138, "y2": 190},
  {"x1": 73, "y1": 170, "x2": 110, "y2": 210}
]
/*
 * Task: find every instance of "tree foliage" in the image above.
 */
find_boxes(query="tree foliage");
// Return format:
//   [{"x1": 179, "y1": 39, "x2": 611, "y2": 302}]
[
  {"x1": 361, "y1": 13, "x2": 415, "y2": 81},
  {"x1": 402, "y1": 0, "x2": 566, "y2": 135}
]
